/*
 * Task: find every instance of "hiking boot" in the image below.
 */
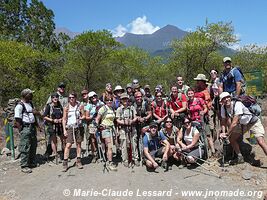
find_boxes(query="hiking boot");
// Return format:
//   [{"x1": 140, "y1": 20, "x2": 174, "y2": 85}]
[
  {"x1": 21, "y1": 167, "x2": 32, "y2": 173},
  {"x1": 76, "y1": 158, "x2": 83, "y2": 169},
  {"x1": 91, "y1": 156, "x2": 98, "y2": 163},
  {"x1": 107, "y1": 162, "x2": 118, "y2": 171},
  {"x1": 29, "y1": 163, "x2": 39, "y2": 168},
  {"x1": 134, "y1": 160, "x2": 140, "y2": 167},
  {"x1": 123, "y1": 161, "x2": 129, "y2": 167},
  {"x1": 62, "y1": 160, "x2": 68, "y2": 172},
  {"x1": 229, "y1": 155, "x2": 244, "y2": 165}
]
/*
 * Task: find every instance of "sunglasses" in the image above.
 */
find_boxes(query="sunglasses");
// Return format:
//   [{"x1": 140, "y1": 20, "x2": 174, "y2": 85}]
[
  {"x1": 166, "y1": 121, "x2": 172, "y2": 123},
  {"x1": 105, "y1": 100, "x2": 113, "y2": 102},
  {"x1": 184, "y1": 121, "x2": 190, "y2": 125},
  {"x1": 156, "y1": 95, "x2": 162, "y2": 97},
  {"x1": 69, "y1": 96, "x2": 75, "y2": 99},
  {"x1": 150, "y1": 126, "x2": 157, "y2": 129}
]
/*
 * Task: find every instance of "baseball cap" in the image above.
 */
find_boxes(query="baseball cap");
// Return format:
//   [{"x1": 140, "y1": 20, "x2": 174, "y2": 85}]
[
  {"x1": 21, "y1": 88, "x2": 34, "y2": 97},
  {"x1": 58, "y1": 82, "x2": 66, "y2": 88},
  {"x1": 223, "y1": 57, "x2": 231, "y2": 63},
  {"x1": 51, "y1": 92, "x2": 59, "y2": 98},
  {"x1": 88, "y1": 91, "x2": 97, "y2": 98}
]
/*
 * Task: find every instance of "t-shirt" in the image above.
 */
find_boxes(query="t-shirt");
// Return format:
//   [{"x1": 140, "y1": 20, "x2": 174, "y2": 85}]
[
  {"x1": 116, "y1": 105, "x2": 136, "y2": 120},
  {"x1": 219, "y1": 68, "x2": 243, "y2": 93},
  {"x1": 221, "y1": 101, "x2": 252, "y2": 125},
  {"x1": 85, "y1": 101, "x2": 104, "y2": 120},
  {"x1": 14, "y1": 102, "x2": 35, "y2": 123},
  {"x1": 98, "y1": 105, "x2": 115, "y2": 127},
  {"x1": 143, "y1": 131, "x2": 167, "y2": 152},
  {"x1": 161, "y1": 126, "x2": 179, "y2": 145},
  {"x1": 188, "y1": 98, "x2": 205, "y2": 122},
  {"x1": 66, "y1": 104, "x2": 81, "y2": 127},
  {"x1": 151, "y1": 101, "x2": 167, "y2": 118},
  {"x1": 167, "y1": 93, "x2": 187, "y2": 111},
  {"x1": 183, "y1": 127, "x2": 200, "y2": 146},
  {"x1": 195, "y1": 88, "x2": 212, "y2": 109}
]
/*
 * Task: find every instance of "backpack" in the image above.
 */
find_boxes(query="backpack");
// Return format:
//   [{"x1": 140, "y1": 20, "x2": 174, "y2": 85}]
[
  {"x1": 48, "y1": 103, "x2": 63, "y2": 119},
  {"x1": 221, "y1": 66, "x2": 246, "y2": 94},
  {"x1": 232, "y1": 95, "x2": 261, "y2": 117},
  {"x1": 134, "y1": 99, "x2": 148, "y2": 117},
  {"x1": 4, "y1": 98, "x2": 34, "y2": 126},
  {"x1": 65, "y1": 102, "x2": 84, "y2": 126}
]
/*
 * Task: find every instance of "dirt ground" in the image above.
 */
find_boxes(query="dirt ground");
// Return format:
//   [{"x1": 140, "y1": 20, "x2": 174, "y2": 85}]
[{"x1": 0, "y1": 100, "x2": 267, "y2": 200}]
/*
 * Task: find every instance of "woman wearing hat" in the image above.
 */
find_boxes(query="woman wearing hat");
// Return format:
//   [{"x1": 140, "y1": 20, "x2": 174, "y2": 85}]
[
  {"x1": 43, "y1": 93, "x2": 64, "y2": 160},
  {"x1": 95, "y1": 96, "x2": 118, "y2": 171},
  {"x1": 85, "y1": 91, "x2": 104, "y2": 160},
  {"x1": 113, "y1": 85, "x2": 125, "y2": 110},
  {"x1": 62, "y1": 91, "x2": 85, "y2": 172}
]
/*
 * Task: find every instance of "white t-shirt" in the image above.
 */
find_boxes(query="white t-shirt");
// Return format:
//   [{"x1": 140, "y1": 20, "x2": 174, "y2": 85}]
[
  {"x1": 67, "y1": 104, "x2": 81, "y2": 127},
  {"x1": 14, "y1": 102, "x2": 35, "y2": 123},
  {"x1": 221, "y1": 101, "x2": 252, "y2": 125},
  {"x1": 183, "y1": 127, "x2": 199, "y2": 146}
]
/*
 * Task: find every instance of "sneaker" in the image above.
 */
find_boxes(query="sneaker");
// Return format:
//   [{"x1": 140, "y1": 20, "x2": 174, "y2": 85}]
[
  {"x1": 107, "y1": 162, "x2": 118, "y2": 171},
  {"x1": 21, "y1": 167, "x2": 32, "y2": 173},
  {"x1": 123, "y1": 161, "x2": 129, "y2": 167}
]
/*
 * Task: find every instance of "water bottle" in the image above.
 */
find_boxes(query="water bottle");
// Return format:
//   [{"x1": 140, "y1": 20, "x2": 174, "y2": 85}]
[{"x1": 249, "y1": 131, "x2": 257, "y2": 145}]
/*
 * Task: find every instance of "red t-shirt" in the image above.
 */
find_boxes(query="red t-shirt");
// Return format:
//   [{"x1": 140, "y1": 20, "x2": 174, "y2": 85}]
[
  {"x1": 195, "y1": 88, "x2": 212, "y2": 109},
  {"x1": 151, "y1": 101, "x2": 167, "y2": 118},
  {"x1": 167, "y1": 93, "x2": 187, "y2": 111},
  {"x1": 188, "y1": 97, "x2": 205, "y2": 122}
]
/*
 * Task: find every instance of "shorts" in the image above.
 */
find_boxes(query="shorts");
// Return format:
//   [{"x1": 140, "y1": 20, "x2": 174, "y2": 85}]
[
  {"x1": 101, "y1": 127, "x2": 114, "y2": 139},
  {"x1": 66, "y1": 126, "x2": 84, "y2": 144},
  {"x1": 88, "y1": 123, "x2": 97, "y2": 135},
  {"x1": 47, "y1": 124, "x2": 63, "y2": 137},
  {"x1": 186, "y1": 147, "x2": 204, "y2": 159},
  {"x1": 147, "y1": 146, "x2": 165, "y2": 160},
  {"x1": 232, "y1": 119, "x2": 265, "y2": 138}
]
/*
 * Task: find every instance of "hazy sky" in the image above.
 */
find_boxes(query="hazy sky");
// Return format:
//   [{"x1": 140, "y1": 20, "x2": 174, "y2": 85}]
[{"x1": 42, "y1": 0, "x2": 267, "y2": 47}]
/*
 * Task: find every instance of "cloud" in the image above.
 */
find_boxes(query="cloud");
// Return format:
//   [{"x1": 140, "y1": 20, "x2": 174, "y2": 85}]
[{"x1": 112, "y1": 16, "x2": 160, "y2": 37}]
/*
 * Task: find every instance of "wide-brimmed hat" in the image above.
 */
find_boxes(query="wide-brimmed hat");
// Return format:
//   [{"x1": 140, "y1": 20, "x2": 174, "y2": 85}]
[
  {"x1": 144, "y1": 85, "x2": 150, "y2": 90},
  {"x1": 194, "y1": 74, "x2": 208, "y2": 81},
  {"x1": 219, "y1": 92, "x2": 231, "y2": 102},
  {"x1": 120, "y1": 93, "x2": 129, "y2": 99},
  {"x1": 113, "y1": 85, "x2": 125, "y2": 93},
  {"x1": 126, "y1": 83, "x2": 132, "y2": 89},
  {"x1": 133, "y1": 83, "x2": 141, "y2": 89}
]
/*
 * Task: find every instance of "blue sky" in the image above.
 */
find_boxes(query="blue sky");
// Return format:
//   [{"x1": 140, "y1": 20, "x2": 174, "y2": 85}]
[{"x1": 42, "y1": 0, "x2": 267, "y2": 47}]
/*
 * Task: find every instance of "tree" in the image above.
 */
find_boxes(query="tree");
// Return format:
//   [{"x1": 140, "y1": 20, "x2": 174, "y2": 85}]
[{"x1": 170, "y1": 21, "x2": 238, "y2": 83}]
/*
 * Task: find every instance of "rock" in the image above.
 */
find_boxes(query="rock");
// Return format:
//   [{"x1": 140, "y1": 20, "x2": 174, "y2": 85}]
[
  {"x1": 1, "y1": 147, "x2": 11, "y2": 156},
  {"x1": 2, "y1": 168, "x2": 7, "y2": 171},
  {"x1": 242, "y1": 170, "x2": 253, "y2": 180}
]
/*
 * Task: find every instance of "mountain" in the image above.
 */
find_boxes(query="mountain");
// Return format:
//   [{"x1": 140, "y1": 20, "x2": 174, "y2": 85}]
[
  {"x1": 115, "y1": 25, "x2": 188, "y2": 53},
  {"x1": 55, "y1": 27, "x2": 80, "y2": 38}
]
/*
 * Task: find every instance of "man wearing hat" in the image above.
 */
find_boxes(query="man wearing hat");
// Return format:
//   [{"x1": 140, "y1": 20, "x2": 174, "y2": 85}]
[
  {"x1": 126, "y1": 83, "x2": 135, "y2": 105},
  {"x1": 14, "y1": 89, "x2": 38, "y2": 173},
  {"x1": 116, "y1": 93, "x2": 138, "y2": 167},
  {"x1": 144, "y1": 85, "x2": 154, "y2": 102},
  {"x1": 194, "y1": 74, "x2": 216, "y2": 156},
  {"x1": 220, "y1": 92, "x2": 267, "y2": 164},
  {"x1": 219, "y1": 57, "x2": 245, "y2": 97},
  {"x1": 143, "y1": 122, "x2": 170, "y2": 170}
]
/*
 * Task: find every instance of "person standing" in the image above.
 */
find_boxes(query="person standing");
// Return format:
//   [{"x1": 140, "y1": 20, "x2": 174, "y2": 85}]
[{"x1": 15, "y1": 89, "x2": 38, "y2": 173}]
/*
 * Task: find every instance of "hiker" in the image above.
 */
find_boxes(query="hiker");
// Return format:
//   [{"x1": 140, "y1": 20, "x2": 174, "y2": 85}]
[
  {"x1": 95, "y1": 96, "x2": 118, "y2": 171},
  {"x1": 62, "y1": 92, "x2": 85, "y2": 172},
  {"x1": 14, "y1": 89, "x2": 38, "y2": 173},
  {"x1": 151, "y1": 91, "x2": 168, "y2": 126},
  {"x1": 44, "y1": 82, "x2": 68, "y2": 158},
  {"x1": 219, "y1": 57, "x2": 245, "y2": 97},
  {"x1": 177, "y1": 117, "x2": 204, "y2": 164},
  {"x1": 160, "y1": 117, "x2": 180, "y2": 162},
  {"x1": 143, "y1": 122, "x2": 171, "y2": 170},
  {"x1": 43, "y1": 93, "x2": 64, "y2": 160},
  {"x1": 144, "y1": 85, "x2": 154, "y2": 103},
  {"x1": 167, "y1": 85, "x2": 187, "y2": 129},
  {"x1": 132, "y1": 79, "x2": 145, "y2": 96},
  {"x1": 116, "y1": 93, "x2": 139, "y2": 167},
  {"x1": 113, "y1": 85, "x2": 125, "y2": 110},
  {"x1": 126, "y1": 83, "x2": 135, "y2": 105},
  {"x1": 85, "y1": 91, "x2": 104, "y2": 161},
  {"x1": 219, "y1": 92, "x2": 267, "y2": 164},
  {"x1": 46, "y1": 82, "x2": 68, "y2": 107},
  {"x1": 100, "y1": 83, "x2": 114, "y2": 102},
  {"x1": 194, "y1": 74, "x2": 216, "y2": 156},
  {"x1": 209, "y1": 69, "x2": 221, "y2": 140},
  {"x1": 176, "y1": 74, "x2": 190, "y2": 96}
]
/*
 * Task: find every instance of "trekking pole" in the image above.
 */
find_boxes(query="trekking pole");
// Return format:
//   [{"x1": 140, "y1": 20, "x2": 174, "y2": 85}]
[
  {"x1": 181, "y1": 152, "x2": 221, "y2": 178},
  {"x1": 54, "y1": 123, "x2": 59, "y2": 165},
  {"x1": 8, "y1": 123, "x2": 15, "y2": 160},
  {"x1": 96, "y1": 128, "x2": 109, "y2": 173}
]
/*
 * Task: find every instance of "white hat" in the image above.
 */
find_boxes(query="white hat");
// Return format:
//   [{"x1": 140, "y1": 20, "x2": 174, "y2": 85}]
[
  {"x1": 88, "y1": 91, "x2": 97, "y2": 98},
  {"x1": 194, "y1": 74, "x2": 208, "y2": 81},
  {"x1": 223, "y1": 57, "x2": 231, "y2": 63},
  {"x1": 219, "y1": 92, "x2": 231, "y2": 102},
  {"x1": 113, "y1": 85, "x2": 125, "y2": 93}
]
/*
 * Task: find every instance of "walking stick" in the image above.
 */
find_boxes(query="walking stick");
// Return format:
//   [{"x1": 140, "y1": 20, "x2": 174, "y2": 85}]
[{"x1": 95, "y1": 128, "x2": 109, "y2": 173}]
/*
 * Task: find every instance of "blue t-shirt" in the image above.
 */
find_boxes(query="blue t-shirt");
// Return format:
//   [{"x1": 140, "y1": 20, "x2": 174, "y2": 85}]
[
  {"x1": 143, "y1": 131, "x2": 167, "y2": 152},
  {"x1": 85, "y1": 101, "x2": 104, "y2": 120},
  {"x1": 220, "y1": 68, "x2": 243, "y2": 93}
]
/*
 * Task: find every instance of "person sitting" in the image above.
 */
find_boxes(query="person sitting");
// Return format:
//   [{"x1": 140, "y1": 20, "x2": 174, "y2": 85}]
[
  {"x1": 177, "y1": 117, "x2": 204, "y2": 164},
  {"x1": 143, "y1": 122, "x2": 171, "y2": 170}
]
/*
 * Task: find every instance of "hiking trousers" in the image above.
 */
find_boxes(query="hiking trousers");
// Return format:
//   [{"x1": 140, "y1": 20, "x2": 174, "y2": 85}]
[{"x1": 19, "y1": 125, "x2": 37, "y2": 168}]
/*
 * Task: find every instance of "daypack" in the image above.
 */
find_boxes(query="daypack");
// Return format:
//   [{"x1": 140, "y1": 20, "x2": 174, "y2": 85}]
[
  {"x1": 47, "y1": 103, "x2": 63, "y2": 119},
  {"x1": 134, "y1": 99, "x2": 149, "y2": 117},
  {"x1": 4, "y1": 98, "x2": 35, "y2": 127},
  {"x1": 221, "y1": 66, "x2": 246, "y2": 94},
  {"x1": 232, "y1": 95, "x2": 261, "y2": 116}
]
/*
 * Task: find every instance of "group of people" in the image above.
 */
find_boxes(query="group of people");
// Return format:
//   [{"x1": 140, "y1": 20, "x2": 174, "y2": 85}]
[{"x1": 14, "y1": 56, "x2": 267, "y2": 173}]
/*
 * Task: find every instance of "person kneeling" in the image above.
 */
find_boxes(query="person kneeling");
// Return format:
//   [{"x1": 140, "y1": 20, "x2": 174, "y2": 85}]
[{"x1": 143, "y1": 122, "x2": 171, "y2": 170}]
